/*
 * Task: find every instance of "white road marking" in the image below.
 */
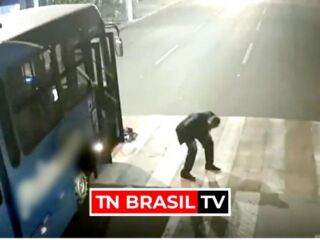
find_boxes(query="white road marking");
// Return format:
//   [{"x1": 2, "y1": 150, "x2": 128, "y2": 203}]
[
  {"x1": 311, "y1": 122, "x2": 320, "y2": 197},
  {"x1": 242, "y1": 43, "x2": 254, "y2": 65},
  {"x1": 256, "y1": 20, "x2": 262, "y2": 32},
  {"x1": 192, "y1": 22, "x2": 206, "y2": 33},
  {"x1": 146, "y1": 142, "x2": 185, "y2": 187},
  {"x1": 155, "y1": 45, "x2": 179, "y2": 65},
  {"x1": 215, "y1": 117, "x2": 246, "y2": 187},
  {"x1": 261, "y1": 119, "x2": 286, "y2": 194},
  {"x1": 262, "y1": 6, "x2": 267, "y2": 15}
]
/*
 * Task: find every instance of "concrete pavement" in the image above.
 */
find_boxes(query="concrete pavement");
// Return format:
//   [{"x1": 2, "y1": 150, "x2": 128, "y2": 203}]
[
  {"x1": 91, "y1": 115, "x2": 320, "y2": 237},
  {"x1": 117, "y1": 0, "x2": 320, "y2": 121}
]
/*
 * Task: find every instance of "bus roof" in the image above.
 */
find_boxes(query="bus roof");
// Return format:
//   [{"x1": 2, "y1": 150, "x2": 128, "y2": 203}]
[{"x1": 0, "y1": 4, "x2": 96, "y2": 42}]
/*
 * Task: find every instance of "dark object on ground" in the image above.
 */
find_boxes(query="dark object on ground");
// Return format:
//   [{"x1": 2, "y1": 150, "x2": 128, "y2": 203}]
[{"x1": 124, "y1": 127, "x2": 138, "y2": 143}]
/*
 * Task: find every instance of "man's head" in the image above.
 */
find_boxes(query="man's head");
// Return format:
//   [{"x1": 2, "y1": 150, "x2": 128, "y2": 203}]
[{"x1": 208, "y1": 115, "x2": 220, "y2": 129}]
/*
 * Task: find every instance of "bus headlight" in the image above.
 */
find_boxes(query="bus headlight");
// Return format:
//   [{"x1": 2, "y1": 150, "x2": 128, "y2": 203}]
[{"x1": 92, "y1": 141, "x2": 104, "y2": 153}]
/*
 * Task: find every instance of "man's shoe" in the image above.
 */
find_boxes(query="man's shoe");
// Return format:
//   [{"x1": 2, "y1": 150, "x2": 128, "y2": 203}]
[
  {"x1": 180, "y1": 171, "x2": 196, "y2": 182},
  {"x1": 205, "y1": 164, "x2": 221, "y2": 172}
]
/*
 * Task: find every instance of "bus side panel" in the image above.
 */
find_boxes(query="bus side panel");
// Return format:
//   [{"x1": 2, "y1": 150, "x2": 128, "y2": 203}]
[
  {"x1": 31, "y1": 175, "x2": 77, "y2": 237},
  {"x1": 0, "y1": 158, "x2": 15, "y2": 237},
  {"x1": 1, "y1": 123, "x2": 77, "y2": 237},
  {"x1": 0, "y1": 188, "x2": 15, "y2": 237},
  {"x1": 2, "y1": 95, "x2": 95, "y2": 237}
]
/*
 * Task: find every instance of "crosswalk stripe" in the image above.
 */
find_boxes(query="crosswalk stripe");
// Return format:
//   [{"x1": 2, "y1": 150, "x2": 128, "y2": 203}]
[
  {"x1": 285, "y1": 121, "x2": 315, "y2": 197},
  {"x1": 146, "y1": 142, "x2": 185, "y2": 187},
  {"x1": 224, "y1": 118, "x2": 266, "y2": 237},
  {"x1": 311, "y1": 122, "x2": 320, "y2": 197},
  {"x1": 146, "y1": 116, "x2": 186, "y2": 187},
  {"x1": 215, "y1": 117, "x2": 246, "y2": 187},
  {"x1": 261, "y1": 119, "x2": 286, "y2": 194}
]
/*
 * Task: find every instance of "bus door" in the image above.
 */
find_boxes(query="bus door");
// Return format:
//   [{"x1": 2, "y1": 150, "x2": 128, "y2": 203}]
[
  {"x1": 90, "y1": 34, "x2": 124, "y2": 154},
  {"x1": 103, "y1": 32, "x2": 124, "y2": 144}
]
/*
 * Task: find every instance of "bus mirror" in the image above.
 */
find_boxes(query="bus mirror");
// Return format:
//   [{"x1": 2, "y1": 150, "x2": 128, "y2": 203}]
[{"x1": 114, "y1": 36, "x2": 123, "y2": 57}]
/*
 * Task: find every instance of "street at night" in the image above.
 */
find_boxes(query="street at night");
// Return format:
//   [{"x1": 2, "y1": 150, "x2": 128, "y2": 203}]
[{"x1": 118, "y1": 0, "x2": 320, "y2": 121}]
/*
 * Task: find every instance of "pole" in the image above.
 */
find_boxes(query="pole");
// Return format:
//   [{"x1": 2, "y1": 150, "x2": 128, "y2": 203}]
[{"x1": 126, "y1": 0, "x2": 133, "y2": 22}]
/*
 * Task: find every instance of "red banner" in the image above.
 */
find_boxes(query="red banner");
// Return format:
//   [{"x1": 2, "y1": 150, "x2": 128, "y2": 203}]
[{"x1": 90, "y1": 188, "x2": 231, "y2": 216}]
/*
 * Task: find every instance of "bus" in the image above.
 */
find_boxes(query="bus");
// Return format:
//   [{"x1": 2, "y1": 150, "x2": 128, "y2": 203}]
[{"x1": 0, "y1": 4, "x2": 124, "y2": 237}]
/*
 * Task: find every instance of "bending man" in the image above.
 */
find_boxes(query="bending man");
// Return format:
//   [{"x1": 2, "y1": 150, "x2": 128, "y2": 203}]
[{"x1": 176, "y1": 111, "x2": 221, "y2": 181}]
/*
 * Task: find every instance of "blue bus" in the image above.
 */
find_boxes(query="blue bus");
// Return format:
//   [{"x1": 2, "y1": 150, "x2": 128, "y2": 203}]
[{"x1": 0, "y1": 4, "x2": 124, "y2": 237}]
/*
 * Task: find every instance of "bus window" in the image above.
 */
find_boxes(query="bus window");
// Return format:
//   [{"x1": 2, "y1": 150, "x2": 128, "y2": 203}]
[
  {"x1": 22, "y1": 62, "x2": 34, "y2": 81},
  {"x1": 57, "y1": 42, "x2": 91, "y2": 110},
  {"x1": 12, "y1": 84, "x2": 61, "y2": 155},
  {"x1": 1, "y1": 116, "x2": 20, "y2": 167},
  {"x1": 0, "y1": 80, "x2": 20, "y2": 167},
  {"x1": 42, "y1": 50, "x2": 51, "y2": 73},
  {"x1": 6, "y1": 53, "x2": 62, "y2": 155},
  {"x1": 90, "y1": 38, "x2": 106, "y2": 87}
]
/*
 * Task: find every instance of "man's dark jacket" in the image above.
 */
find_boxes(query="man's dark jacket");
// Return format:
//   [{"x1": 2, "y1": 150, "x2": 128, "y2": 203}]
[{"x1": 176, "y1": 111, "x2": 215, "y2": 146}]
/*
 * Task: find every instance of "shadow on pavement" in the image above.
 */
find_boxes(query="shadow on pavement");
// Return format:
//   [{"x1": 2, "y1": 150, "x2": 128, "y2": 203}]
[
  {"x1": 63, "y1": 164, "x2": 170, "y2": 238},
  {"x1": 188, "y1": 175, "x2": 290, "y2": 238}
]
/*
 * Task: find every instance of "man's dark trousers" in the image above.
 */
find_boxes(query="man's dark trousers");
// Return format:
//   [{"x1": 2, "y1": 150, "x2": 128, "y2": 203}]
[{"x1": 182, "y1": 137, "x2": 214, "y2": 174}]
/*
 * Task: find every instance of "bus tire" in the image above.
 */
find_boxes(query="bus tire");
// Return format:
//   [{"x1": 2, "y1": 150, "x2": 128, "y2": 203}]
[{"x1": 74, "y1": 171, "x2": 88, "y2": 205}]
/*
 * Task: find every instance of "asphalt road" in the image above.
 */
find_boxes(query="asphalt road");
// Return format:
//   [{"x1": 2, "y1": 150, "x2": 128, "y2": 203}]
[{"x1": 117, "y1": 0, "x2": 320, "y2": 121}]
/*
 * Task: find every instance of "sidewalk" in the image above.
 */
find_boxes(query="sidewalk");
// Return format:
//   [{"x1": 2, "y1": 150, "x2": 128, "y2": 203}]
[
  {"x1": 133, "y1": 0, "x2": 180, "y2": 19},
  {"x1": 102, "y1": 0, "x2": 182, "y2": 29}
]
